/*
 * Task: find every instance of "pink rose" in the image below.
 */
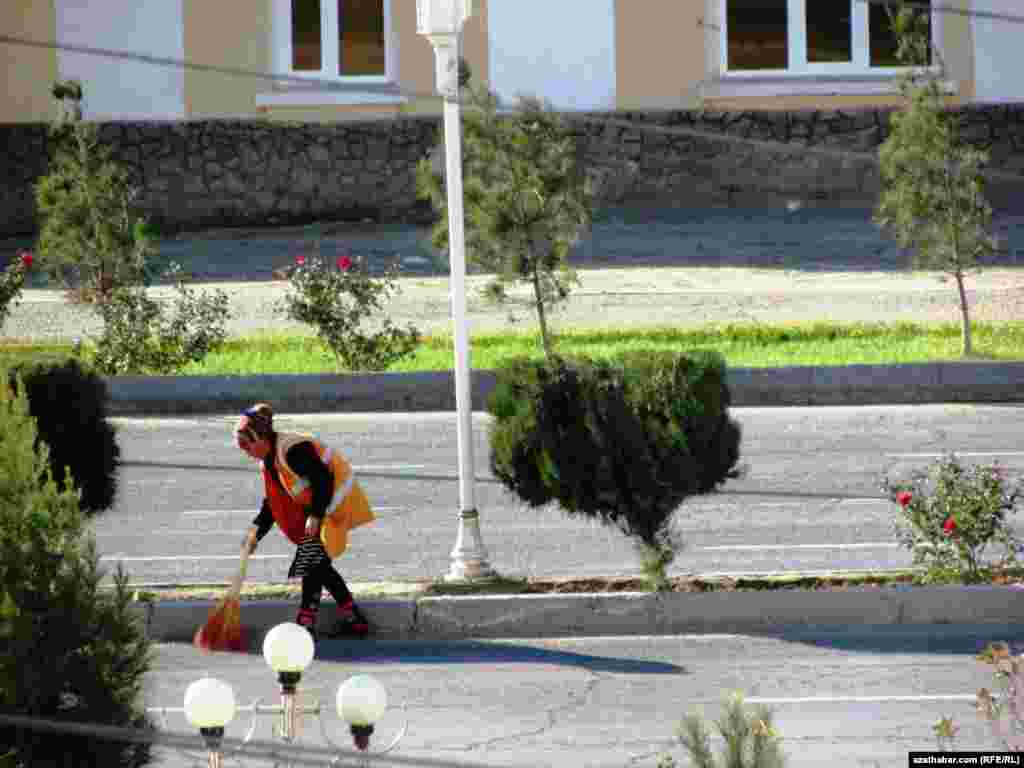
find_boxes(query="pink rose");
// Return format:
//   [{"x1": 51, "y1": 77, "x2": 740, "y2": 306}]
[
  {"x1": 19, "y1": 250, "x2": 33, "y2": 269},
  {"x1": 295, "y1": 255, "x2": 306, "y2": 266},
  {"x1": 337, "y1": 255, "x2": 353, "y2": 271},
  {"x1": 896, "y1": 491, "x2": 912, "y2": 508},
  {"x1": 943, "y1": 517, "x2": 958, "y2": 536}
]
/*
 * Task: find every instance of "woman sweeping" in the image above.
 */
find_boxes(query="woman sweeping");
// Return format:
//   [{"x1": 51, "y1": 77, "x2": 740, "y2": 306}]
[{"x1": 236, "y1": 403, "x2": 374, "y2": 640}]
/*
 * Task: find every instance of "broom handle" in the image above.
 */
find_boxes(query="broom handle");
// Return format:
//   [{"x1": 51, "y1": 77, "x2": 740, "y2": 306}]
[{"x1": 230, "y1": 549, "x2": 250, "y2": 597}]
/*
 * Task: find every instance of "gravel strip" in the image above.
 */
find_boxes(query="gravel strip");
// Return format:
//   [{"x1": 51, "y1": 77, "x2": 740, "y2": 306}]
[{"x1": 3, "y1": 267, "x2": 1024, "y2": 343}]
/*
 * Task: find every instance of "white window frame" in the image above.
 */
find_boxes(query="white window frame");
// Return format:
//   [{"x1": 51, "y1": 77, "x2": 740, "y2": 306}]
[
  {"x1": 271, "y1": 0, "x2": 395, "y2": 84},
  {"x1": 719, "y1": 0, "x2": 944, "y2": 78}
]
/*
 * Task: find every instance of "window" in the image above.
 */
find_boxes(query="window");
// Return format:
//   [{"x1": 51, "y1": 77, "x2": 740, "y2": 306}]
[
  {"x1": 724, "y1": 0, "x2": 933, "y2": 74},
  {"x1": 284, "y1": 0, "x2": 390, "y2": 79}
]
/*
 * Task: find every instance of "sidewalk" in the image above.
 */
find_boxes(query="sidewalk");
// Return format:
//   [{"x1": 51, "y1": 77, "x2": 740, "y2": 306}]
[{"x1": 134, "y1": 579, "x2": 1024, "y2": 644}]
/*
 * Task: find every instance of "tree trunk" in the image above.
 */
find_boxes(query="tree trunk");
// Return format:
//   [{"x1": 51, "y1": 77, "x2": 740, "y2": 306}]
[
  {"x1": 532, "y1": 267, "x2": 552, "y2": 359},
  {"x1": 953, "y1": 270, "x2": 973, "y2": 357}
]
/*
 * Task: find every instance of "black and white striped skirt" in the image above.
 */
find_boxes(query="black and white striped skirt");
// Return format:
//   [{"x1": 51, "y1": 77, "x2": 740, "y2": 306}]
[{"x1": 287, "y1": 536, "x2": 330, "y2": 579}]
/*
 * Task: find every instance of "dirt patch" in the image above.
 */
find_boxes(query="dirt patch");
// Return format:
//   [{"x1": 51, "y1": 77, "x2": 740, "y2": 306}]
[{"x1": 125, "y1": 570, "x2": 1024, "y2": 603}]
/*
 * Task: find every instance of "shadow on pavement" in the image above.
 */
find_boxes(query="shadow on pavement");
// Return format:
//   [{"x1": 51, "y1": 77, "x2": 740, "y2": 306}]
[{"x1": 313, "y1": 638, "x2": 687, "y2": 675}]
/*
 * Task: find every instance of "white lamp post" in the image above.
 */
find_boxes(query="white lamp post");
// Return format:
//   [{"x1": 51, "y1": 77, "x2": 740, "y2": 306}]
[
  {"x1": 262, "y1": 621, "x2": 315, "y2": 742},
  {"x1": 154, "y1": 625, "x2": 406, "y2": 765},
  {"x1": 183, "y1": 677, "x2": 236, "y2": 768},
  {"x1": 417, "y1": 0, "x2": 495, "y2": 581},
  {"x1": 336, "y1": 674, "x2": 388, "y2": 751}
]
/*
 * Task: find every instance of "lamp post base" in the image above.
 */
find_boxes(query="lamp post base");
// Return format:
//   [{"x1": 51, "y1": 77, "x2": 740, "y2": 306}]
[{"x1": 445, "y1": 509, "x2": 497, "y2": 582}]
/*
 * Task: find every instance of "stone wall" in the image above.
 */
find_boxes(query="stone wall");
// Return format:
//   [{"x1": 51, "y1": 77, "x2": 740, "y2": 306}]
[
  {"x1": 2, "y1": 104, "x2": 1023, "y2": 237},
  {"x1": 582, "y1": 106, "x2": 1024, "y2": 210}
]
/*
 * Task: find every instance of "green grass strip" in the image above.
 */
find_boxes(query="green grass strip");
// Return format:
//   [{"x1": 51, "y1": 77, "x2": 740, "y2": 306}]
[{"x1": 4, "y1": 320, "x2": 1024, "y2": 375}]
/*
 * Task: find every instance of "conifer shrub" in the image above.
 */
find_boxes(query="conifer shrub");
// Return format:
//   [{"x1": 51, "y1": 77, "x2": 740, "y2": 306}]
[
  {"x1": 6, "y1": 359, "x2": 119, "y2": 516},
  {"x1": 0, "y1": 371, "x2": 152, "y2": 768}
]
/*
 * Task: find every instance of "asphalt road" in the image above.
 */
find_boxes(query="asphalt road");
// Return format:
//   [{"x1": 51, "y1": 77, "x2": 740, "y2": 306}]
[
  {"x1": 93, "y1": 403, "x2": 1024, "y2": 586},
  {"x1": 143, "y1": 626, "x2": 1024, "y2": 767}
]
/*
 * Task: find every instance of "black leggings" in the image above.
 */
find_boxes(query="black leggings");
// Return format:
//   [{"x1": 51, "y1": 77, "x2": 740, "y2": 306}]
[{"x1": 301, "y1": 559, "x2": 354, "y2": 612}]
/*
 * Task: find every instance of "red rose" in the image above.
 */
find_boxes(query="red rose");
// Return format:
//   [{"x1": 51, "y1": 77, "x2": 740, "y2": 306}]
[
  {"x1": 896, "y1": 491, "x2": 912, "y2": 508},
  {"x1": 337, "y1": 255, "x2": 352, "y2": 271},
  {"x1": 943, "y1": 517, "x2": 957, "y2": 536},
  {"x1": 295, "y1": 255, "x2": 306, "y2": 266},
  {"x1": 19, "y1": 251, "x2": 33, "y2": 269}
]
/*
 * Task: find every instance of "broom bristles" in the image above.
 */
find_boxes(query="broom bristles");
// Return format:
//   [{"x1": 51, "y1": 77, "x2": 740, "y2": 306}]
[
  {"x1": 195, "y1": 595, "x2": 246, "y2": 652},
  {"x1": 194, "y1": 552, "x2": 250, "y2": 653}
]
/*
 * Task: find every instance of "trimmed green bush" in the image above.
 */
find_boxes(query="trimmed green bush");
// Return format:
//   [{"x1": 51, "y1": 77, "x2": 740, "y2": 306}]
[
  {"x1": 0, "y1": 370, "x2": 152, "y2": 768},
  {"x1": 6, "y1": 359, "x2": 119, "y2": 516},
  {"x1": 488, "y1": 351, "x2": 742, "y2": 577}
]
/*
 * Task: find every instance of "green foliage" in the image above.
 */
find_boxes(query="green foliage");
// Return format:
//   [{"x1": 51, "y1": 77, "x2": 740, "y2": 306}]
[
  {"x1": 87, "y1": 264, "x2": 232, "y2": 375},
  {"x1": 6, "y1": 358, "x2": 120, "y2": 516},
  {"x1": 0, "y1": 372, "x2": 153, "y2": 768},
  {"x1": 34, "y1": 121, "x2": 157, "y2": 303},
  {"x1": 673, "y1": 692, "x2": 786, "y2": 768},
  {"x1": 51, "y1": 79, "x2": 83, "y2": 102},
  {"x1": 417, "y1": 88, "x2": 595, "y2": 358},
  {"x1": 639, "y1": 536, "x2": 678, "y2": 592},
  {"x1": 488, "y1": 352, "x2": 742, "y2": 572},
  {"x1": 0, "y1": 253, "x2": 33, "y2": 333},
  {"x1": 882, "y1": 454, "x2": 1021, "y2": 584},
  {"x1": 277, "y1": 252, "x2": 420, "y2": 372},
  {"x1": 874, "y1": 1, "x2": 995, "y2": 357},
  {"x1": 458, "y1": 57, "x2": 472, "y2": 89}
]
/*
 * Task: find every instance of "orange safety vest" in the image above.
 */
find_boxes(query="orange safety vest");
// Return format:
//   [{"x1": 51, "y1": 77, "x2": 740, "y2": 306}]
[{"x1": 261, "y1": 432, "x2": 374, "y2": 559}]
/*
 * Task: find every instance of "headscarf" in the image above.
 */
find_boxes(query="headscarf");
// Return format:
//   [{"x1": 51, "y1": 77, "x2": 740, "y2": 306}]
[{"x1": 236, "y1": 403, "x2": 274, "y2": 444}]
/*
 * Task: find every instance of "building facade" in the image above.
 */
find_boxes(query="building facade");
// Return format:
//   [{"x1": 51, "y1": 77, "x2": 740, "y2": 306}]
[{"x1": 1, "y1": 0, "x2": 1021, "y2": 124}]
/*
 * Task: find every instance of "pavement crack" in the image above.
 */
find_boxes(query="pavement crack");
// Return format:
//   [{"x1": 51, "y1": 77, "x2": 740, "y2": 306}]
[{"x1": 460, "y1": 670, "x2": 607, "y2": 752}]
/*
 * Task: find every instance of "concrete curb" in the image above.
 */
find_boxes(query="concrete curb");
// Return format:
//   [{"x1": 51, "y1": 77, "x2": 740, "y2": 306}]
[
  {"x1": 136, "y1": 585, "x2": 1024, "y2": 644},
  {"x1": 104, "y1": 362, "x2": 1024, "y2": 415}
]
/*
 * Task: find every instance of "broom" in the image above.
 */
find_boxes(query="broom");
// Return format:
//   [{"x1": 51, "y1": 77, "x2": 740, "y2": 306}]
[{"x1": 193, "y1": 548, "x2": 250, "y2": 653}]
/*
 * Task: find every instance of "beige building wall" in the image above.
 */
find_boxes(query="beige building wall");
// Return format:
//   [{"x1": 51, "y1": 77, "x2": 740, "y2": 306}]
[
  {"x1": 708, "y1": 94, "x2": 915, "y2": 111},
  {"x1": 461, "y1": 0, "x2": 489, "y2": 93},
  {"x1": 1, "y1": 0, "x2": 58, "y2": 123},
  {"x1": 397, "y1": 0, "x2": 489, "y2": 116},
  {"x1": 615, "y1": 0, "x2": 706, "y2": 109},
  {"x1": 262, "y1": 104, "x2": 403, "y2": 122},
  {"x1": 939, "y1": 0, "x2": 975, "y2": 103},
  {"x1": 183, "y1": 0, "x2": 272, "y2": 118}
]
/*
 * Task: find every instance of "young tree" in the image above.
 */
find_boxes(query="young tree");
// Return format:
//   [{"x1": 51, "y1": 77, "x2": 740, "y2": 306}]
[
  {"x1": 417, "y1": 89, "x2": 595, "y2": 359},
  {"x1": 875, "y1": 2, "x2": 996, "y2": 357},
  {"x1": 34, "y1": 85, "x2": 155, "y2": 304}
]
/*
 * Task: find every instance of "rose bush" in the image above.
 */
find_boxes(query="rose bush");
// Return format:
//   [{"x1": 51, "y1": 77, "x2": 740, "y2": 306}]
[
  {"x1": 882, "y1": 453, "x2": 1022, "y2": 584},
  {"x1": 277, "y1": 251, "x2": 420, "y2": 372}
]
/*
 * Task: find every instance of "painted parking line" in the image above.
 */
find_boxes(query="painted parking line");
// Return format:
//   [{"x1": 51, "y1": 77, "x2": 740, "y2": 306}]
[
  {"x1": 142, "y1": 531, "x2": 250, "y2": 536},
  {"x1": 182, "y1": 506, "x2": 408, "y2": 516},
  {"x1": 100, "y1": 554, "x2": 290, "y2": 562},
  {"x1": 700, "y1": 543, "x2": 899, "y2": 551},
  {"x1": 887, "y1": 451, "x2": 1024, "y2": 458},
  {"x1": 351, "y1": 465, "x2": 431, "y2": 471},
  {"x1": 745, "y1": 694, "x2": 976, "y2": 705},
  {"x1": 181, "y1": 509, "x2": 256, "y2": 517}
]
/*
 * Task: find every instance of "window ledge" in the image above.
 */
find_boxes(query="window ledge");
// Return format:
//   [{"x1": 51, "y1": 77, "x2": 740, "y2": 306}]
[
  {"x1": 256, "y1": 86, "x2": 407, "y2": 108},
  {"x1": 703, "y1": 75, "x2": 958, "y2": 100}
]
